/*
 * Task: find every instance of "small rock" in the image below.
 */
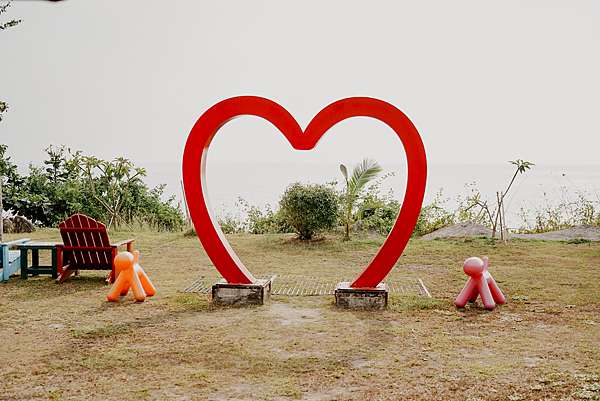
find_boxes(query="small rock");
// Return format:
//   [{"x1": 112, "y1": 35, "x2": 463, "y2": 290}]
[{"x1": 2, "y1": 215, "x2": 35, "y2": 233}]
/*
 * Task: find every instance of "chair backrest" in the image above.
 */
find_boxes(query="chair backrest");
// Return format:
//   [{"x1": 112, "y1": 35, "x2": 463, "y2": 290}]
[{"x1": 59, "y1": 214, "x2": 113, "y2": 269}]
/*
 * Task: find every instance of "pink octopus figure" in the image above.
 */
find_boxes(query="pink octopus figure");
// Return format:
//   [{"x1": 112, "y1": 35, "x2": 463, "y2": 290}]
[{"x1": 454, "y1": 256, "x2": 506, "y2": 310}]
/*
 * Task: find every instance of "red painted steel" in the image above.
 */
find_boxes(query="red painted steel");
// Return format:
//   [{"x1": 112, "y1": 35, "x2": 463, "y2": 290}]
[{"x1": 182, "y1": 96, "x2": 427, "y2": 288}]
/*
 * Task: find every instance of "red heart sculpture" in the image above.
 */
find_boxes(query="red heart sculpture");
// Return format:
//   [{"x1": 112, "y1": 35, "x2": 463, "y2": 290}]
[{"x1": 183, "y1": 96, "x2": 427, "y2": 288}]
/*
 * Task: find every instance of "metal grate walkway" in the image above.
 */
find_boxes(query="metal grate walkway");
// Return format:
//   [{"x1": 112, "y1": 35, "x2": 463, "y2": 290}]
[{"x1": 183, "y1": 274, "x2": 431, "y2": 297}]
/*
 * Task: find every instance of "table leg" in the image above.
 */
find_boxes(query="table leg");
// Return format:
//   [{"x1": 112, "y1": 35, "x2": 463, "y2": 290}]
[
  {"x1": 32, "y1": 249, "x2": 39, "y2": 276},
  {"x1": 51, "y1": 248, "x2": 58, "y2": 279},
  {"x1": 20, "y1": 249, "x2": 28, "y2": 279}
]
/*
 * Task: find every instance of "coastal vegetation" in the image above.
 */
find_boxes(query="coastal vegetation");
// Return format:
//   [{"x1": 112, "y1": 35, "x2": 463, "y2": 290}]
[
  {"x1": 2, "y1": 144, "x2": 599, "y2": 239},
  {"x1": 218, "y1": 159, "x2": 600, "y2": 239},
  {"x1": 339, "y1": 159, "x2": 383, "y2": 240},
  {"x1": 0, "y1": 145, "x2": 185, "y2": 232}
]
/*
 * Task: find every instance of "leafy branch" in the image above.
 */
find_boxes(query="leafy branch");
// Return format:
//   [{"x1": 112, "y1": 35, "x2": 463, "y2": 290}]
[
  {"x1": 0, "y1": 1, "x2": 21, "y2": 30},
  {"x1": 0, "y1": 1, "x2": 21, "y2": 122},
  {"x1": 73, "y1": 153, "x2": 147, "y2": 228},
  {"x1": 462, "y1": 159, "x2": 534, "y2": 240}
]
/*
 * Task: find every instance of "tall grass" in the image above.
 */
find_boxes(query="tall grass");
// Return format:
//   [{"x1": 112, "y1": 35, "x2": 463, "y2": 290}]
[{"x1": 518, "y1": 188, "x2": 600, "y2": 233}]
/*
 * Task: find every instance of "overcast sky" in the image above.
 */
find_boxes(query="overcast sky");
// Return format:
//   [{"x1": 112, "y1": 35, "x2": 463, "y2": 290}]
[{"x1": 2, "y1": 0, "x2": 599, "y2": 169}]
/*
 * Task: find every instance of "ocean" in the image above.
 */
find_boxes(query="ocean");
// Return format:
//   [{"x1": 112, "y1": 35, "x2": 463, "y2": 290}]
[{"x1": 144, "y1": 161, "x2": 600, "y2": 229}]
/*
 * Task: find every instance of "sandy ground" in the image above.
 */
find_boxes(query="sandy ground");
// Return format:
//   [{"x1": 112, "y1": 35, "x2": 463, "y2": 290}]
[
  {"x1": 0, "y1": 230, "x2": 599, "y2": 400},
  {"x1": 422, "y1": 222, "x2": 600, "y2": 241}
]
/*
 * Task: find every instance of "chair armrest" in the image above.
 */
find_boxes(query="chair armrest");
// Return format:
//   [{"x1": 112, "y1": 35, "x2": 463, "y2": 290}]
[
  {"x1": 112, "y1": 239, "x2": 135, "y2": 247},
  {"x1": 1, "y1": 238, "x2": 31, "y2": 248},
  {"x1": 112, "y1": 239, "x2": 135, "y2": 252}
]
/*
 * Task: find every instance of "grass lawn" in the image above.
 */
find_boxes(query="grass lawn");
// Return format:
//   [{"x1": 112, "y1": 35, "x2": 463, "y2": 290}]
[{"x1": 1, "y1": 230, "x2": 599, "y2": 401}]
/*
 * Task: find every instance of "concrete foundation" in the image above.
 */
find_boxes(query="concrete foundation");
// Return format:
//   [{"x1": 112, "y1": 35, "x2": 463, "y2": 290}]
[
  {"x1": 334, "y1": 282, "x2": 388, "y2": 309},
  {"x1": 212, "y1": 277, "x2": 273, "y2": 306}
]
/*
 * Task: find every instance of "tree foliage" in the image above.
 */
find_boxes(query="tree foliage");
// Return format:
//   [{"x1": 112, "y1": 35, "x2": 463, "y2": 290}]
[
  {"x1": 0, "y1": 101, "x2": 8, "y2": 122},
  {"x1": 0, "y1": 145, "x2": 185, "y2": 231},
  {"x1": 0, "y1": 1, "x2": 21, "y2": 31},
  {"x1": 1, "y1": 1, "x2": 21, "y2": 122}
]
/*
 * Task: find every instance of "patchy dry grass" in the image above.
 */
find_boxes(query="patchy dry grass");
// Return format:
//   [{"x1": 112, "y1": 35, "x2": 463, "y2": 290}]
[{"x1": 1, "y1": 230, "x2": 599, "y2": 400}]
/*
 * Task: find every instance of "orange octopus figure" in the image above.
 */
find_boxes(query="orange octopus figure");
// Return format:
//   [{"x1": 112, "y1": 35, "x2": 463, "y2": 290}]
[{"x1": 107, "y1": 251, "x2": 156, "y2": 302}]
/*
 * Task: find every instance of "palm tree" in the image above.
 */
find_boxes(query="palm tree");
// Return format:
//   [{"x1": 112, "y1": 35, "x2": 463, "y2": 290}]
[{"x1": 340, "y1": 159, "x2": 383, "y2": 241}]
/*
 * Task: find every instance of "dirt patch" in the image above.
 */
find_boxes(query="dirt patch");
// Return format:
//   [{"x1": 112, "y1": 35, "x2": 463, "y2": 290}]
[
  {"x1": 301, "y1": 385, "x2": 368, "y2": 401},
  {"x1": 269, "y1": 303, "x2": 323, "y2": 326},
  {"x1": 422, "y1": 222, "x2": 600, "y2": 241},
  {"x1": 421, "y1": 222, "x2": 493, "y2": 240}
]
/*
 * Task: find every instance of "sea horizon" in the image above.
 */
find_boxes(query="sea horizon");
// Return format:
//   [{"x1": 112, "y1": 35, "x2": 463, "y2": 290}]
[{"x1": 142, "y1": 161, "x2": 600, "y2": 229}]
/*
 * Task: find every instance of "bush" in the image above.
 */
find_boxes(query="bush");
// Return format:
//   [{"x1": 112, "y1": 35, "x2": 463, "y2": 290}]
[
  {"x1": 217, "y1": 215, "x2": 245, "y2": 234},
  {"x1": 279, "y1": 183, "x2": 338, "y2": 240},
  {"x1": 246, "y1": 205, "x2": 292, "y2": 234},
  {"x1": 413, "y1": 190, "x2": 455, "y2": 237},
  {"x1": 357, "y1": 194, "x2": 401, "y2": 236},
  {"x1": 354, "y1": 176, "x2": 401, "y2": 236},
  {"x1": 236, "y1": 198, "x2": 292, "y2": 234}
]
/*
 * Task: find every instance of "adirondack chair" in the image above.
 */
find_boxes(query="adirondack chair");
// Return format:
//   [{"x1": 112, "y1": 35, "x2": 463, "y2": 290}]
[
  {"x1": 1, "y1": 238, "x2": 30, "y2": 282},
  {"x1": 57, "y1": 214, "x2": 134, "y2": 284}
]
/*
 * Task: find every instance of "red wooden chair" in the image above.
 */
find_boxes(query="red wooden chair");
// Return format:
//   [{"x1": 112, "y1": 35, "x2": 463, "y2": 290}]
[{"x1": 57, "y1": 214, "x2": 134, "y2": 284}]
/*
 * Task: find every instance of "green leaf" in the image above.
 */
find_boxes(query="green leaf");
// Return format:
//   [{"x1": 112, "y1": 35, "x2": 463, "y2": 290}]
[
  {"x1": 339, "y1": 164, "x2": 348, "y2": 182},
  {"x1": 348, "y1": 159, "x2": 383, "y2": 198}
]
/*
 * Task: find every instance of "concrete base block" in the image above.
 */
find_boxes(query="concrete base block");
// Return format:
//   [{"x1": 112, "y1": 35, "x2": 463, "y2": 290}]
[
  {"x1": 212, "y1": 277, "x2": 272, "y2": 306},
  {"x1": 334, "y1": 282, "x2": 388, "y2": 309}
]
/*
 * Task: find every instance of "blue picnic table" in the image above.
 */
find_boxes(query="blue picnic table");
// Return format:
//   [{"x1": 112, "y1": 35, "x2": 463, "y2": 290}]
[{"x1": 1, "y1": 238, "x2": 30, "y2": 282}]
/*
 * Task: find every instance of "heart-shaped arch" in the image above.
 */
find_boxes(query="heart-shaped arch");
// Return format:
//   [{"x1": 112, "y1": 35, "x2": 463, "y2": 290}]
[{"x1": 182, "y1": 96, "x2": 427, "y2": 288}]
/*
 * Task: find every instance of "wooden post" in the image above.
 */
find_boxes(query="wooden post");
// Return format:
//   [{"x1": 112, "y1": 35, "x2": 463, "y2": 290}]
[
  {"x1": 499, "y1": 192, "x2": 503, "y2": 241},
  {"x1": 20, "y1": 248, "x2": 28, "y2": 279},
  {"x1": 180, "y1": 179, "x2": 191, "y2": 226},
  {"x1": 496, "y1": 192, "x2": 502, "y2": 241}
]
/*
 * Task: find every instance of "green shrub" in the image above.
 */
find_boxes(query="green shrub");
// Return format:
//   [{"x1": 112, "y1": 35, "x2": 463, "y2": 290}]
[
  {"x1": 358, "y1": 195, "x2": 401, "y2": 236},
  {"x1": 236, "y1": 198, "x2": 292, "y2": 234},
  {"x1": 413, "y1": 190, "x2": 455, "y2": 237},
  {"x1": 246, "y1": 205, "x2": 292, "y2": 234},
  {"x1": 279, "y1": 183, "x2": 338, "y2": 240},
  {"x1": 218, "y1": 215, "x2": 245, "y2": 234}
]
